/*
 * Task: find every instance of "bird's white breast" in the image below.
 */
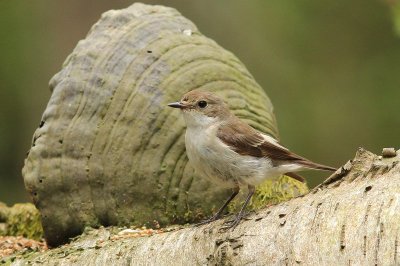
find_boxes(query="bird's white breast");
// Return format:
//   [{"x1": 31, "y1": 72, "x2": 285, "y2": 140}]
[
  {"x1": 183, "y1": 111, "x2": 303, "y2": 187},
  {"x1": 185, "y1": 123, "x2": 274, "y2": 188}
]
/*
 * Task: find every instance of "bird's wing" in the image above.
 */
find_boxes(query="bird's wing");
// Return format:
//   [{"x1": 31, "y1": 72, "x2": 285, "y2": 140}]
[
  {"x1": 216, "y1": 118, "x2": 300, "y2": 161},
  {"x1": 216, "y1": 119, "x2": 336, "y2": 171}
]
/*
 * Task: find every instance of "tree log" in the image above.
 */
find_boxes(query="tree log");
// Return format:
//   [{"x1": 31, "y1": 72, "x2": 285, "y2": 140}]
[{"x1": 7, "y1": 148, "x2": 399, "y2": 265}]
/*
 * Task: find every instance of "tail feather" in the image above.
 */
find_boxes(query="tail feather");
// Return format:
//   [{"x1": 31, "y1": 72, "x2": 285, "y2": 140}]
[
  {"x1": 300, "y1": 160, "x2": 336, "y2": 172},
  {"x1": 285, "y1": 172, "x2": 306, "y2": 183}
]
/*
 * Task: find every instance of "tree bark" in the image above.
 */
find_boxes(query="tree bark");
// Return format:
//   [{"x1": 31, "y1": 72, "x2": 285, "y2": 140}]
[{"x1": 8, "y1": 148, "x2": 400, "y2": 265}]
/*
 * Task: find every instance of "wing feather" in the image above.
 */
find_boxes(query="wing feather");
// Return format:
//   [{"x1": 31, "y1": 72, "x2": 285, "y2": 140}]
[
  {"x1": 216, "y1": 118, "x2": 300, "y2": 161},
  {"x1": 217, "y1": 118, "x2": 336, "y2": 172}
]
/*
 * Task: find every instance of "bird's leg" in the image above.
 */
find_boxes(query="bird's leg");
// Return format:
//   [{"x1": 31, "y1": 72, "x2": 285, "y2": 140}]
[
  {"x1": 222, "y1": 184, "x2": 255, "y2": 230},
  {"x1": 195, "y1": 186, "x2": 240, "y2": 226}
]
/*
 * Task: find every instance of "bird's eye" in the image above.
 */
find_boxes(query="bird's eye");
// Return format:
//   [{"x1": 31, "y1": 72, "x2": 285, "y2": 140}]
[{"x1": 198, "y1": 100, "x2": 207, "y2": 108}]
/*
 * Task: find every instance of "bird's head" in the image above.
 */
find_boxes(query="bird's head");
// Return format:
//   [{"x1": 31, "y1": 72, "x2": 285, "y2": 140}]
[{"x1": 168, "y1": 89, "x2": 231, "y2": 128}]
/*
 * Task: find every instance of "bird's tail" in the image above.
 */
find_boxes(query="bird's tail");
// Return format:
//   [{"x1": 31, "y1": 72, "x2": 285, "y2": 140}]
[{"x1": 299, "y1": 160, "x2": 336, "y2": 172}]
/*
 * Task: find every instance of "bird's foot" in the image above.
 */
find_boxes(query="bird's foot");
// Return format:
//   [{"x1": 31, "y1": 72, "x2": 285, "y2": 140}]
[
  {"x1": 194, "y1": 214, "x2": 222, "y2": 227},
  {"x1": 220, "y1": 211, "x2": 251, "y2": 231}
]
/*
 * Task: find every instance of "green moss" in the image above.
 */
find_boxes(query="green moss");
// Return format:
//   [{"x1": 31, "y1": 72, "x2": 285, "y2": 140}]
[
  {"x1": 228, "y1": 175, "x2": 309, "y2": 212},
  {"x1": 0, "y1": 203, "x2": 43, "y2": 240}
]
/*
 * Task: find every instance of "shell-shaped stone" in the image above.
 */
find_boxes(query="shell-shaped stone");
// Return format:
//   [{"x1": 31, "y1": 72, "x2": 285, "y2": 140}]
[{"x1": 22, "y1": 3, "x2": 278, "y2": 246}]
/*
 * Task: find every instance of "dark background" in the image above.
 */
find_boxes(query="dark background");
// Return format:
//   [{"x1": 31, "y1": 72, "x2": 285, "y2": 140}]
[{"x1": 1, "y1": 0, "x2": 399, "y2": 204}]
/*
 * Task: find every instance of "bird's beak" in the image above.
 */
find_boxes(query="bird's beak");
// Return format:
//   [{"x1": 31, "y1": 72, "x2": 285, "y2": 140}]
[{"x1": 168, "y1": 102, "x2": 183, "y2": 109}]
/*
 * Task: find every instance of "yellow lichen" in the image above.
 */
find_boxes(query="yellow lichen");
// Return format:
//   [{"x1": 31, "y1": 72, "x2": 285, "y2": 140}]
[{"x1": 228, "y1": 175, "x2": 309, "y2": 212}]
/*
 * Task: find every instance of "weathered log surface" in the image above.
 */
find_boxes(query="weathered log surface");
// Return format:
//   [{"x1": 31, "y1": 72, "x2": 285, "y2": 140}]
[
  {"x1": 10, "y1": 148, "x2": 400, "y2": 265},
  {"x1": 22, "y1": 3, "x2": 285, "y2": 247}
]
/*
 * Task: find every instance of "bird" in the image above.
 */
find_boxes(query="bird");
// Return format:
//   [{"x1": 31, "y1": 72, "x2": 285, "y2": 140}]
[{"x1": 168, "y1": 89, "x2": 336, "y2": 229}]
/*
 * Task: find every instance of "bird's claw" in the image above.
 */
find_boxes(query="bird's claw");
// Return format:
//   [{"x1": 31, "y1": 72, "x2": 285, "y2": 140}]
[
  {"x1": 193, "y1": 215, "x2": 221, "y2": 227},
  {"x1": 220, "y1": 217, "x2": 241, "y2": 231},
  {"x1": 220, "y1": 212, "x2": 249, "y2": 231}
]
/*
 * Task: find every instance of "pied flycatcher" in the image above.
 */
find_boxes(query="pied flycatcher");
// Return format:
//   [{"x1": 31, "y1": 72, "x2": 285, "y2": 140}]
[{"x1": 168, "y1": 89, "x2": 336, "y2": 229}]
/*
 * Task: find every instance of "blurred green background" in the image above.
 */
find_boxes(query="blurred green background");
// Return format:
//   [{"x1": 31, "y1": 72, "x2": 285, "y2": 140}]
[{"x1": 1, "y1": 0, "x2": 399, "y2": 204}]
